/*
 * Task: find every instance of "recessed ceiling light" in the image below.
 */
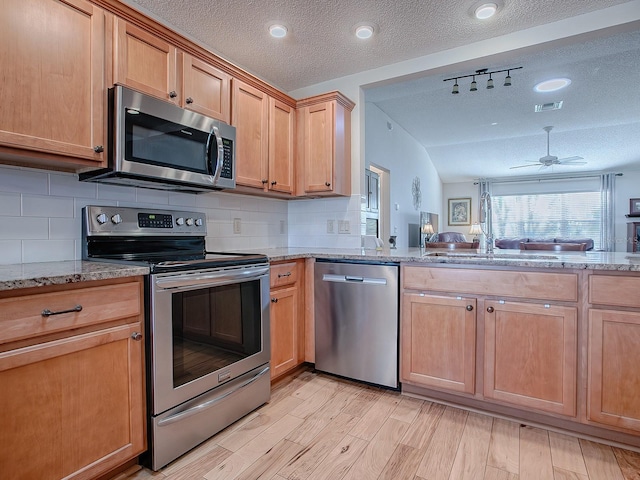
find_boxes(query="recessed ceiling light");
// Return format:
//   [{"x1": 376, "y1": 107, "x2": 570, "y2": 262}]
[
  {"x1": 355, "y1": 25, "x2": 374, "y2": 39},
  {"x1": 269, "y1": 24, "x2": 288, "y2": 38},
  {"x1": 475, "y1": 3, "x2": 498, "y2": 20},
  {"x1": 534, "y1": 78, "x2": 572, "y2": 92}
]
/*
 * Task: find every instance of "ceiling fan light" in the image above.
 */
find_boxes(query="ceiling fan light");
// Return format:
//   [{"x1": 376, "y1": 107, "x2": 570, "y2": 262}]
[{"x1": 475, "y1": 3, "x2": 498, "y2": 20}]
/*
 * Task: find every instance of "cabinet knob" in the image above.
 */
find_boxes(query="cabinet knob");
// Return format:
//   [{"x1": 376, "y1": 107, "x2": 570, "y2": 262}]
[
  {"x1": 278, "y1": 272, "x2": 291, "y2": 278},
  {"x1": 271, "y1": 298, "x2": 278, "y2": 303},
  {"x1": 186, "y1": 97, "x2": 194, "y2": 104},
  {"x1": 131, "y1": 332, "x2": 143, "y2": 341},
  {"x1": 487, "y1": 306, "x2": 495, "y2": 313},
  {"x1": 262, "y1": 179, "x2": 268, "y2": 184},
  {"x1": 325, "y1": 182, "x2": 331, "y2": 187},
  {"x1": 93, "y1": 145, "x2": 104, "y2": 153},
  {"x1": 466, "y1": 304, "x2": 474, "y2": 311},
  {"x1": 271, "y1": 181, "x2": 277, "y2": 185},
  {"x1": 169, "y1": 91, "x2": 177, "y2": 98}
]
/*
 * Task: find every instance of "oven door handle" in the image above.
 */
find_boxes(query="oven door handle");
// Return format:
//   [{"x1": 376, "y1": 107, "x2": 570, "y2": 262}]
[
  {"x1": 156, "y1": 366, "x2": 270, "y2": 427},
  {"x1": 154, "y1": 266, "x2": 269, "y2": 290}
]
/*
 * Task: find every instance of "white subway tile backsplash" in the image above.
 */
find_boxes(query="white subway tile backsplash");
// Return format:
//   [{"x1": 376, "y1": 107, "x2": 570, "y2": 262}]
[
  {"x1": 49, "y1": 217, "x2": 80, "y2": 239},
  {"x1": 0, "y1": 166, "x2": 49, "y2": 195},
  {"x1": 22, "y1": 195, "x2": 74, "y2": 218},
  {"x1": 0, "y1": 193, "x2": 20, "y2": 216},
  {"x1": 0, "y1": 217, "x2": 48, "y2": 240},
  {"x1": 136, "y1": 188, "x2": 170, "y2": 206},
  {"x1": 0, "y1": 240, "x2": 21, "y2": 264},
  {"x1": 50, "y1": 173, "x2": 97, "y2": 199},
  {"x1": 168, "y1": 192, "x2": 198, "y2": 207},
  {"x1": 23, "y1": 239, "x2": 75, "y2": 263},
  {"x1": 96, "y1": 183, "x2": 137, "y2": 202}
]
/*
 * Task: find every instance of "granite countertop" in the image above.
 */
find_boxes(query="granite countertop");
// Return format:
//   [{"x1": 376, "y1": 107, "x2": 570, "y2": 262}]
[
  {"x1": 255, "y1": 247, "x2": 640, "y2": 272},
  {"x1": 0, "y1": 261, "x2": 149, "y2": 292},
  {"x1": 3, "y1": 248, "x2": 640, "y2": 292}
]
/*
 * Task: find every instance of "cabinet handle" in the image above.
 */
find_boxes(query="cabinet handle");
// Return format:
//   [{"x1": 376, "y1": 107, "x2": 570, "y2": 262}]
[
  {"x1": 325, "y1": 182, "x2": 331, "y2": 187},
  {"x1": 93, "y1": 145, "x2": 104, "y2": 153},
  {"x1": 466, "y1": 304, "x2": 474, "y2": 311},
  {"x1": 271, "y1": 298, "x2": 278, "y2": 303},
  {"x1": 41, "y1": 305, "x2": 82, "y2": 317},
  {"x1": 278, "y1": 272, "x2": 291, "y2": 278},
  {"x1": 271, "y1": 181, "x2": 277, "y2": 185},
  {"x1": 186, "y1": 97, "x2": 194, "y2": 104},
  {"x1": 169, "y1": 91, "x2": 177, "y2": 98},
  {"x1": 262, "y1": 179, "x2": 268, "y2": 184},
  {"x1": 131, "y1": 332, "x2": 143, "y2": 341},
  {"x1": 487, "y1": 306, "x2": 495, "y2": 313}
]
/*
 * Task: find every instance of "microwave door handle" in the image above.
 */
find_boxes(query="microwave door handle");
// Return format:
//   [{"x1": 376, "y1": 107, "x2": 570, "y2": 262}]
[{"x1": 206, "y1": 125, "x2": 224, "y2": 185}]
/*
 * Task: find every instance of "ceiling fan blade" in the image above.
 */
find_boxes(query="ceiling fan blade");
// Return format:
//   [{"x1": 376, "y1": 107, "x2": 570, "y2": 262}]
[
  {"x1": 509, "y1": 163, "x2": 540, "y2": 169},
  {"x1": 557, "y1": 156, "x2": 585, "y2": 163}
]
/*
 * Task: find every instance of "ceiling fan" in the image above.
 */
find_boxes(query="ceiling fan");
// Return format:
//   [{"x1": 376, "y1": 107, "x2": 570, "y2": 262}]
[{"x1": 510, "y1": 126, "x2": 586, "y2": 169}]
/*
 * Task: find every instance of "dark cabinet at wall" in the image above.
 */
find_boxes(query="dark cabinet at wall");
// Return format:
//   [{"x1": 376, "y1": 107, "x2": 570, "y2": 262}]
[{"x1": 627, "y1": 222, "x2": 640, "y2": 252}]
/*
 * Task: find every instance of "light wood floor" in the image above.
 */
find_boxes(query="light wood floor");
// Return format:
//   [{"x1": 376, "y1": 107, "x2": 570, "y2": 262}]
[{"x1": 127, "y1": 369, "x2": 640, "y2": 480}]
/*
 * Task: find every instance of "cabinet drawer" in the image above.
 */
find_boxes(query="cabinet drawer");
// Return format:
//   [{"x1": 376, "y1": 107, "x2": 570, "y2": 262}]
[
  {"x1": 270, "y1": 261, "x2": 299, "y2": 288},
  {"x1": 589, "y1": 275, "x2": 640, "y2": 308},
  {"x1": 403, "y1": 266, "x2": 578, "y2": 302},
  {"x1": 0, "y1": 281, "x2": 142, "y2": 345}
]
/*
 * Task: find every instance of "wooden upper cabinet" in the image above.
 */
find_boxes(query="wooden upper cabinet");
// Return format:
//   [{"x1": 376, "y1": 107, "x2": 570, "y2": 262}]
[
  {"x1": 268, "y1": 98, "x2": 295, "y2": 194},
  {"x1": 113, "y1": 17, "x2": 178, "y2": 102},
  {"x1": 296, "y1": 92, "x2": 355, "y2": 197},
  {"x1": 0, "y1": 0, "x2": 107, "y2": 167},
  {"x1": 182, "y1": 53, "x2": 231, "y2": 122},
  {"x1": 232, "y1": 79, "x2": 270, "y2": 189},
  {"x1": 484, "y1": 300, "x2": 577, "y2": 416}
]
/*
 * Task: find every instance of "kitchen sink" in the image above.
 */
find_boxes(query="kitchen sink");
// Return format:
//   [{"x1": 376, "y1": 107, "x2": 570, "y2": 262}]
[{"x1": 423, "y1": 252, "x2": 558, "y2": 260}]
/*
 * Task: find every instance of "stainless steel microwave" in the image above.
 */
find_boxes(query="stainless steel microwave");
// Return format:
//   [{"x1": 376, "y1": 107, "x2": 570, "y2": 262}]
[{"x1": 80, "y1": 86, "x2": 236, "y2": 192}]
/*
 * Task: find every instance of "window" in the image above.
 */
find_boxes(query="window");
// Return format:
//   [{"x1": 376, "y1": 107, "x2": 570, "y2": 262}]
[{"x1": 490, "y1": 176, "x2": 603, "y2": 250}]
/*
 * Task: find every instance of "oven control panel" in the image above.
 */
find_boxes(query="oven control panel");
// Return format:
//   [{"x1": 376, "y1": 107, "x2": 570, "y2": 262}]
[{"x1": 84, "y1": 205, "x2": 207, "y2": 236}]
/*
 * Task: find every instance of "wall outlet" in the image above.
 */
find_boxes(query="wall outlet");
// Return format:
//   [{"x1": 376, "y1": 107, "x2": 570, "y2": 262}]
[
  {"x1": 327, "y1": 220, "x2": 334, "y2": 234},
  {"x1": 233, "y1": 218, "x2": 241, "y2": 234},
  {"x1": 338, "y1": 220, "x2": 350, "y2": 234}
]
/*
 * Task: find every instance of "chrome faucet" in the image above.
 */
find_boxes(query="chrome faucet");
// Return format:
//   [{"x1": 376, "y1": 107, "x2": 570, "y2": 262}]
[{"x1": 479, "y1": 191, "x2": 494, "y2": 254}]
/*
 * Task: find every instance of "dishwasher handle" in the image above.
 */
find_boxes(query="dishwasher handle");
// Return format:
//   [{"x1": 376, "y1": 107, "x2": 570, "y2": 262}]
[{"x1": 321, "y1": 273, "x2": 387, "y2": 285}]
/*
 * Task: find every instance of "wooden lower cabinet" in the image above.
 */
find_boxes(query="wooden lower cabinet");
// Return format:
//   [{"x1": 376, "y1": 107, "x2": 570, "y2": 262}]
[
  {"x1": 0, "y1": 278, "x2": 145, "y2": 479},
  {"x1": 484, "y1": 300, "x2": 577, "y2": 416},
  {"x1": 401, "y1": 293, "x2": 476, "y2": 394},
  {"x1": 270, "y1": 261, "x2": 304, "y2": 379},
  {"x1": 588, "y1": 309, "x2": 640, "y2": 431}
]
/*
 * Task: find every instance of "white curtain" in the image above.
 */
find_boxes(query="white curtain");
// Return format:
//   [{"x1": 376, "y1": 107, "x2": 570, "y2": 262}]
[{"x1": 600, "y1": 173, "x2": 616, "y2": 252}]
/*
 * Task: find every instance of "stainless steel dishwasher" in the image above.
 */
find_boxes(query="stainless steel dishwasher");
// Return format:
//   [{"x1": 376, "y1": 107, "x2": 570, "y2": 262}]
[{"x1": 314, "y1": 260, "x2": 399, "y2": 389}]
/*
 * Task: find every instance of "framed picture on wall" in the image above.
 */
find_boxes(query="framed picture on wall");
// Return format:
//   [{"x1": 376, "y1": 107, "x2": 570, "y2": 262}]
[{"x1": 448, "y1": 198, "x2": 471, "y2": 226}]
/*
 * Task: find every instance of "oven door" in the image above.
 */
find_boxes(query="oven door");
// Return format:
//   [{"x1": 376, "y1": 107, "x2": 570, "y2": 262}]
[{"x1": 149, "y1": 263, "x2": 270, "y2": 415}]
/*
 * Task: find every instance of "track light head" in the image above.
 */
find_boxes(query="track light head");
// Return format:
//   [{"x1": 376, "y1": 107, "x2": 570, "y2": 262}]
[
  {"x1": 452, "y1": 79, "x2": 459, "y2": 94},
  {"x1": 443, "y1": 66, "x2": 521, "y2": 94},
  {"x1": 470, "y1": 76, "x2": 478, "y2": 92},
  {"x1": 504, "y1": 71, "x2": 512, "y2": 86},
  {"x1": 487, "y1": 74, "x2": 494, "y2": 89}
]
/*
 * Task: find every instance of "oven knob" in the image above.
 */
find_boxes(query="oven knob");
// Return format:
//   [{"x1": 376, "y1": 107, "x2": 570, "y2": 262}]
[
  {"x1": 111, "y1": 214, "x2": 123, "y2": 224},
  {"x1": 195, "y1": 218, "x2": 203, "y2": 227},
  {"x1": 186, "y1": 218, "x2": 194, "y2": 226},
  {"x1": 96, "y1": 213, "x2": 108, "y2": 224},
  {"x1": 176, "y1": 217, "x2": 185, "y2": 226}
]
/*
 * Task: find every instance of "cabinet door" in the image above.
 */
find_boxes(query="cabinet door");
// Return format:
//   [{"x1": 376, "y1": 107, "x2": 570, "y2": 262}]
[
  {"x1": 270, "y1": 286, "x2": 298, "y2": 378},
  {"x1": 113, "y1": 17, "x2": 178, "y2": 102},
  {"x1": 0, "y1": 0, "x2": 106, "y2": 164},
  {"x1": 268, "y1": 98, "x2": 295, "y2": 194},
  {"x1": 182, "y1": 53, "x2": 230, "y2": 122},
  {"x1": 232, "y1": 80, "x2": 269, "y2": 189},
  {"x1": 484, "y1": 300, "x2": 577, "y2": 416},
  {"x1": 588, "y1": 309, "x2": 640, "y2": 431},
  {"x1": 302, "y1": 102, "x2": 334, "y2": 193},
  {"x1": 401, "y1": 293, "x2": 476, "y2": 394},
  {"x1": 0, "y1": 323, "x2": 145, "y2": 480}
]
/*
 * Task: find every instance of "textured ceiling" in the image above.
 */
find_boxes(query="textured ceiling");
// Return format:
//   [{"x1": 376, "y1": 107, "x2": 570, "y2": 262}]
[
  {"x1": 123, "y1": 0, "x2": 631, "y2": 92},
  {"x1": 122, "y1": 0, "x2": 640, "y2": 183}
]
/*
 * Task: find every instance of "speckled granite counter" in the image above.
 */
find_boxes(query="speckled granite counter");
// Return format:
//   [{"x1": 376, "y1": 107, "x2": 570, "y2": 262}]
[
  {"x1": 3, "y1": 248, "x2": 640, "y2": 292},
  {"x1": 0, "y1": 261, "x2": 149, "y2": 291},
  {"x1": 250, "y1": 247, "x2": 640, "y2": 272}
]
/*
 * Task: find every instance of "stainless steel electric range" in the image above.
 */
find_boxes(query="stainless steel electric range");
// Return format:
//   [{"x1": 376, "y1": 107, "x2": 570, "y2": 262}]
[{"x1": 82, "y1": 205, "x2": 271, "y2": 470}]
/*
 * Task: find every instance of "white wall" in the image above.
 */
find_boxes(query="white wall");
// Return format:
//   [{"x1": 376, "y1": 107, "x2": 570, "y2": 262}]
[{"x1": 365, "y1": 103, "x2": 442, "y2": 248}]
